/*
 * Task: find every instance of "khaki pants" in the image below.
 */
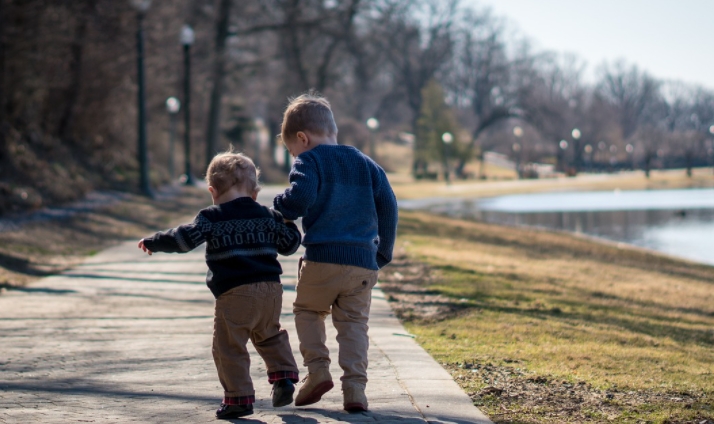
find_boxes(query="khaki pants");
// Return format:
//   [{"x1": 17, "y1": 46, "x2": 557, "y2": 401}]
[
  {"x1": 213, "y1": 282, "x2": 298, "y2": 398},
  {"x1": 293, "y1": 259, "x2": 378, "y2": 388}
]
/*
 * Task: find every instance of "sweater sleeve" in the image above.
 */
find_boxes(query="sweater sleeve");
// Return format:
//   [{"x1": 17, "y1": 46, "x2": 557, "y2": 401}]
[
  {"x1": 142, "y1": 213, "x2": 209, "y2": 253},
  {"x1": 273, "y1": 155, "x2": 318, "y2": 220},
  {"x1": 272, "y1": 210, "x2": 302, "y2": 256},
  {"x1": 373, "y1": 166, "x2": 398, "y2": 268}
]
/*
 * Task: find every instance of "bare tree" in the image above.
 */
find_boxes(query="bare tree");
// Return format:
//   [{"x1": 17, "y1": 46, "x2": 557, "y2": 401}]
[
  {"x1": 204, "y1": 0, "x2": 233, "y2": 168},
  {"x1": 518, "y1": 52, "x2": 588, "y2": 173},
  {"x1": 377, "y1": 0, "x2": 457, "y2": 173},
  {"x1": 445, "y1": 9, "x2": 518, "y2": 177},
  {"x1": 597, "y1": 60, "x2": 660, "y2": 141}
]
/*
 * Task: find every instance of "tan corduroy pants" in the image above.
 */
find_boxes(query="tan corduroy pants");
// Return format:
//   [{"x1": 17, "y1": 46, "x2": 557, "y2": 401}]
[
  {"x1": 293, "y1": 259, "x2": 379, "y2": 388},
  {"x1": 212, "y1": 282, "x2": 299, "y2": 398}
]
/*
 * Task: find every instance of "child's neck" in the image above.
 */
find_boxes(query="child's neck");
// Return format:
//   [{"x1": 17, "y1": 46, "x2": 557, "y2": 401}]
[
  {"x1": 213, "y1": 187, "x2": 255, "y2": 205},
  {"x1": 309, "y1": 133, "x2": 338, "y2": 147}
]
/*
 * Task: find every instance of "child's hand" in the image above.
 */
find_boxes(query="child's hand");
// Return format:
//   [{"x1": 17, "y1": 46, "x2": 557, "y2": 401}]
[{"x1": 138, "y1": 239, "x2": 153, "y2": 256}]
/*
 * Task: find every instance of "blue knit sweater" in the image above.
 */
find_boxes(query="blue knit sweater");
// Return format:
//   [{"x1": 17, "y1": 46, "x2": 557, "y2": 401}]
[{"x1": 273, "y1": 144, "x2": 398, "y2": 270}]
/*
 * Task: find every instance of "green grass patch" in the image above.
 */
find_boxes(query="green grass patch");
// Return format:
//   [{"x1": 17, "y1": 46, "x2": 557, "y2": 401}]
[{"x1": 386, "y1": 210, "x2": 714, "y2": 423}]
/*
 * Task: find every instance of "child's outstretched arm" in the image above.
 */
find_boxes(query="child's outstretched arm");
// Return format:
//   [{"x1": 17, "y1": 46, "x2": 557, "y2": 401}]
[
  {"x1": 273, "y1": 156, "x2": 318, "y2": 220},
  {"x1": 138, "y1": 213, "x2": 209, "y2": 255}
]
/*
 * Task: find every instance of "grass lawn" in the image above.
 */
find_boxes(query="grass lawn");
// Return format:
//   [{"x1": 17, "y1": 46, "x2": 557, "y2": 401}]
[
  {"x1": 381, "y1": 210, "x2": 714, "y2": 423},
  {"x1": 390, "y1": 168, "x2": 714, "y2": 200}
]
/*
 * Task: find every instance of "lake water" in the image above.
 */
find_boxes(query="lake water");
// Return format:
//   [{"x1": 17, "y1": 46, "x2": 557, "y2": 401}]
[{"x1": 399, "y1": 188, "x2": 714, "y2": 266}]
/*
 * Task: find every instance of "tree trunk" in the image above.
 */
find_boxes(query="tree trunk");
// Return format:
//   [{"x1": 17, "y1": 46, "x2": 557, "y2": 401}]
[
  {"x1": 205, "y1": 0, "x2": 232, "y2": 169},
  {"x1": 57, "y1": 0, "x2": 98, "y2": 140}
]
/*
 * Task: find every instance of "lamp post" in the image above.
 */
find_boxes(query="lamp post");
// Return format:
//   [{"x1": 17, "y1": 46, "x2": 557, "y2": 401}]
[
  {"x1": 559, "y1": 139, "x2": 569, "y2": 173},
  {"x1": 165, "y1": 97, "x2": 180, "y2": 180},
  {"x1": 584, "y1": 144, "x2": 593, "y2": 171},
  {"x1": 571, "y1": 128, "x2": 581, "y2": 173},
  {"x1": 366, "y1": 117, "x2": 379, "y2": 159},
  {"x1": 625, "y1": 143, "x2": 634, "y2": 170},
  {"x1": 710, "y1": 125, "x2": 714, "y2": 174},
  {"x1": 441, "y1": 132, "x2": 453, "y2": 185},
  {"x1": 130, "y1": 0, "x2": 152, "y2": 197},
  {"x1": 513, "y1": 126, "x2": 523, "y2": 178},
  {"x1": 181, "y1": 24, "x2": 195, "y2": 185}
]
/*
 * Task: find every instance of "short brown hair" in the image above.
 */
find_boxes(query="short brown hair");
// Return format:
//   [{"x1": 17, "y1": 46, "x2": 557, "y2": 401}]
[
  {"x1": 280, "y1": 91, "x2": 338, "y2": 142},
  {"x1": 205, "y1": 150, "x2": 261, "y2": 196}
]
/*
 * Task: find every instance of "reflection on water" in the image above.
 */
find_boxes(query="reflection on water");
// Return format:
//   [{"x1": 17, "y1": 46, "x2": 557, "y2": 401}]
[{"x1": 399, "y1": 189, "x2": 714, "y2": 266}]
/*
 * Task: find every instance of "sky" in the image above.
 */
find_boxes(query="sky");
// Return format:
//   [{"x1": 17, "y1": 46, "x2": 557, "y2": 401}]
[{"x1": 474, "y1": 0, "x2": 714, "y2": 90}]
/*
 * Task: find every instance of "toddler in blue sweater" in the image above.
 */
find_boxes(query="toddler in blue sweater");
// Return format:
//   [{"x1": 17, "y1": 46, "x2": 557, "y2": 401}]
[{"x1": 273, "y1": 92, "x2": 398, "y2": 412}]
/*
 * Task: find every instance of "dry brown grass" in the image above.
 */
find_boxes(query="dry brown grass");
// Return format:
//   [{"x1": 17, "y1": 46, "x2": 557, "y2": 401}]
[
  {"x1": 383, "y1": 210, "x2": 714, "y2": 423},
  {"x1": 0, "y1": 186, "x2": 211, "y2": 289},
  {"x1": 390, "y1": 168, "x2": 714, "y2": 200}
]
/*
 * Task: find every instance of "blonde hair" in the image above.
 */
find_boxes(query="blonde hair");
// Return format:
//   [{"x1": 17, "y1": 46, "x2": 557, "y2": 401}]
[
  {"x1": 280, "y1": 91, "x2": 338, "y2": 143},
  {"x1": 205, "y1": 150, "x2": 261, "y2": 196}
]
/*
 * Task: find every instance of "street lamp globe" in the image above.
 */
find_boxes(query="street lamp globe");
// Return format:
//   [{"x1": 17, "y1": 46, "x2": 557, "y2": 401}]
[
  {"x1": 181, "y1": 25, "x2": 195, "y2": 46},
  {"x1": 366, "y1": 117, "x2": 379, "y2": 131},
  {"x1": 166, "y1": 97, "x2": 181, "y2": 114},
  {"x1": 559, "y1": 140, "x2": 568, "y2": 150},
  {"x1": 129, "y1": 0, "x2": 151, "y2": 12},
  {"x1": 709, "y1": 125, "x2": 714, "y2": 135},
  {"x1": 571, "y1": 128, "x2": 581, "y2": 139},
  {"x1": 626, "y1": 144, "x2": 634, "y2": 154},
  {"x1": 442, "y1": 132, "x2": 453, "y2": 144},
  {"x1": 513, "y1": 126, "x2": 523, "y2": 138},
  {"x1": 584, "y1": 144, "x2": 593, "y2": 154}
]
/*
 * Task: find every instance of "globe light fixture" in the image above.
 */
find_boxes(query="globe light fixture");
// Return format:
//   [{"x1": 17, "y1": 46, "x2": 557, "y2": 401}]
[
  {"x1": 441, "y1": 132, "x2": 453, "y2": 144},
  {"x1": 571, "y1": 128, "x2": 581, "y2": 139},
  {"x1": 165, "y1": 97, "x2": 180, "y2": 114}
]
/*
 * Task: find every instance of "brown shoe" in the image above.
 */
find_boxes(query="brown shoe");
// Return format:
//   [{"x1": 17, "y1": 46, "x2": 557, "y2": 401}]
[
  {"x1": 343, "y1": 385, "x2": 368, "y2": 412},
  {"x1": 295, "y1": 368, "x2": 333, "y2": 406}
]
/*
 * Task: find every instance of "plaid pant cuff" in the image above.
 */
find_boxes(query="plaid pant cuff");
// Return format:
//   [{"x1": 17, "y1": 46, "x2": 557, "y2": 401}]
[
  {"x1": 268, "y1": 370, "x2": 299, "y2": 384},
  {"x1": 222, "y1": 395, "x2": 255, "y2": 405}
]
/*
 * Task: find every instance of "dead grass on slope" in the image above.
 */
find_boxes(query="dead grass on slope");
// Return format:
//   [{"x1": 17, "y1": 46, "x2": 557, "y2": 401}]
[
  {"x1": 0, "y1": 186, "x2": 210, "y2": 291},
  {"x1": 380, "y1": 210, "x2": 714, "y2": 423}
]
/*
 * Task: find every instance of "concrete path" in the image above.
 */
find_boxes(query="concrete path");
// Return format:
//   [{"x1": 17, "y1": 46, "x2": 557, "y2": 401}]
[{"x1": 0, "y1": 201, "x2": 491, "y2": 424}]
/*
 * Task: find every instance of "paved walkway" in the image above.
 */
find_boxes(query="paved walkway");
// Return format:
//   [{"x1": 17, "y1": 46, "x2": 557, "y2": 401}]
[{"x1": 0, "y1": 199, "x2": 491, "y2": 423}]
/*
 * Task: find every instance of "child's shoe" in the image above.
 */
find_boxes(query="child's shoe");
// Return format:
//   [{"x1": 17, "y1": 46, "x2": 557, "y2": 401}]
[
  {"x1": 215, "y1": 403, "x2": 253, "y2": 419},
  {"x1": 272, "y1": 378, "x2": 295, "y2": 407},
  {"x1": 294, "y1": 367, "x2": 333, "y2": 406},
  {"x1": 343, "y1": 385, "x2": 368, "y2": 412}
]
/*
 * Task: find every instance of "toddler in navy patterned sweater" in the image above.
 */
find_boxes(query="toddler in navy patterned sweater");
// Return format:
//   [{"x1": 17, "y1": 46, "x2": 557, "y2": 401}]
[{"x1": 138, "y1": 151, "x2": 301, "y2": 419}]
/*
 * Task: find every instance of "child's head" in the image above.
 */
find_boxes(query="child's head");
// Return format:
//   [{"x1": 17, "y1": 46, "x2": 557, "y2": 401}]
[
  {"x1": 280, "y1": 91, "x2": 338, "y2": 156},
  {"x1": 205, "y1": 151, "x2": 261, "y2": 199}
]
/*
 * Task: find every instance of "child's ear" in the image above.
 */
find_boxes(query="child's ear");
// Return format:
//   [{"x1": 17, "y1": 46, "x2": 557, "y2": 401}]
[
  {"x1": 208, "y1": 186, "x2": 217, "y2": 198},
  {"x1": 296, "y1": 131, "x2": 309, "y2": 147},
  {"x1": 251, "y1": 191, "x2": 258, "y2": 201}
]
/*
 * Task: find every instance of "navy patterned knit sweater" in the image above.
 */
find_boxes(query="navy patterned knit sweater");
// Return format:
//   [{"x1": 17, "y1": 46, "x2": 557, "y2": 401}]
[
  {"x1": 142, "y1": 197, "x2": 301, "y2": 298},
  {"x1": 273, "y1": 144, "x2": 398, "y2": 270}
]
